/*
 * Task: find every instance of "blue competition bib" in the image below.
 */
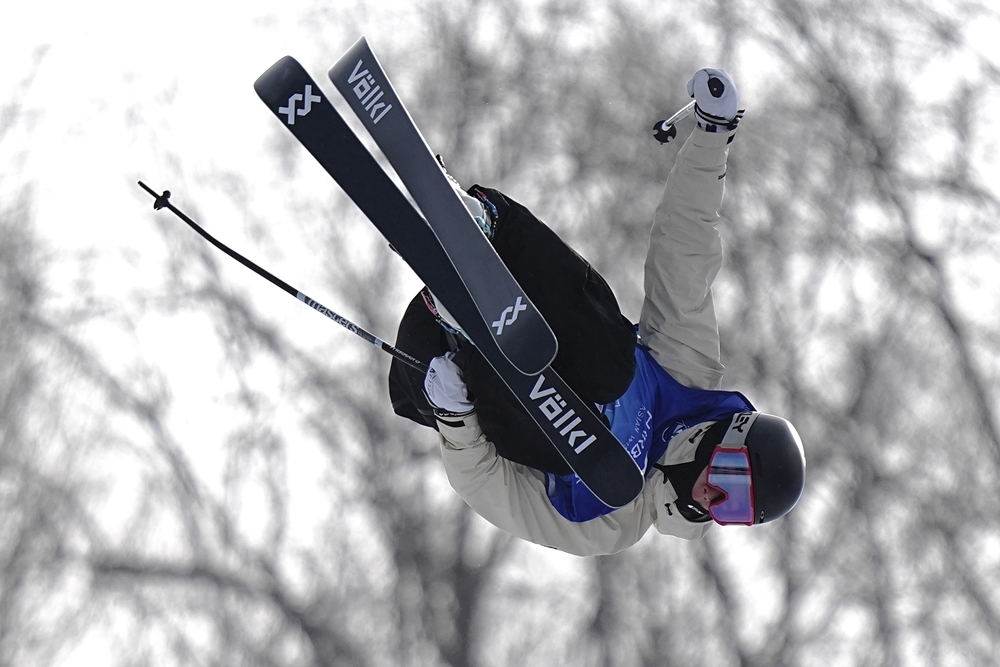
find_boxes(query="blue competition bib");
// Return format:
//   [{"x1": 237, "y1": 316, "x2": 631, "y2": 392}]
[{"x1": 546, "y1": 346, "x2": 754, "y2": 522}]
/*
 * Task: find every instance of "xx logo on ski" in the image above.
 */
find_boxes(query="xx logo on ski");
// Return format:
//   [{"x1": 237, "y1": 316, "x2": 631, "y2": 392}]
[
  {"x1": 345, "y1": 60, "x2": 393, "y2": 124},
  {"x1": 492, "y1": 296, "x2": 527, "y2": 335},
  {"x1": 529, "y1": 375, "x2": 598, "y2": 454},
  {"x1": 279, "y1": 85, "x2": 322, "y2": 125}
]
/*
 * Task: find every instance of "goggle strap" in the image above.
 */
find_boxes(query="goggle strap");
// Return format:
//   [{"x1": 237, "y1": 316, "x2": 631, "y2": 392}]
[{"x1": 720, "y1": 411, "x2": 758, "y2": 450}]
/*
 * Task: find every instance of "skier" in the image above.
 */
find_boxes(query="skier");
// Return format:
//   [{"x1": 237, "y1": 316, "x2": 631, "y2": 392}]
[{"x1": 389, "y1": 68, "x2": 806, "y2": 556}]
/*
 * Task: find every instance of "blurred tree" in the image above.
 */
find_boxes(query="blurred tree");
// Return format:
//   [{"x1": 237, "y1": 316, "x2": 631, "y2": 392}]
[
  {"x1": 367, "y1": 1, "x2": 1000, "y2": 666},
  {"x1": 3, "y1": 1, "x2": 1000, "y2": 666},
  {"x1": 0, "y1": 50, "x2": 101, "y2": 667}
]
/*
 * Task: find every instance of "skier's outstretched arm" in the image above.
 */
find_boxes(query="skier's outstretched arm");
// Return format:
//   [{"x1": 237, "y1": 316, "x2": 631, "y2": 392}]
[
  {"x1": 424, "y1": 353, "x2": 648, "y2": 556},
  {"x1": 435, "y1": 415, "x2": 649, "y2": 556},
  {"x1": 639, "y1": 69, "x2": 743, "y2": 391}
]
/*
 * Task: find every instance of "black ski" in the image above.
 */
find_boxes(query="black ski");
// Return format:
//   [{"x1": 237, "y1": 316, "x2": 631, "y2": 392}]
[
  {"x1": 326, "y1": 37, "x2": 556, "y2": 378},
  {"x1": 254, "y1": 56, "x2": 643, "y2": 508}
]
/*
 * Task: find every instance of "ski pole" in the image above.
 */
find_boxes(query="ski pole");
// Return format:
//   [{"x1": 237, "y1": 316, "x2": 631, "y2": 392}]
[
  {"x1": 138, "y1": 181, "x2": 429, "y2": 374},
  {"x1": 652, "y1": 99, "x2": 695, "y2": 144}
]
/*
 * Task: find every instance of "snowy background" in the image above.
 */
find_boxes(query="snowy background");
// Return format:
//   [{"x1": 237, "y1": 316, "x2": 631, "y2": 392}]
[{"x1": 2, "y1": 1, "x2": 1000, "y2": 666}]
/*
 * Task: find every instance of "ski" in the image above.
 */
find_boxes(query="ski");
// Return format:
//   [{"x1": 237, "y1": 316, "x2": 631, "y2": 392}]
[
  {"x1": 326, "y1": 37, "x2": 556, "y2": 378},
  {"x1": 254, "y1": 56, "x2": 643, "y2": 508}
]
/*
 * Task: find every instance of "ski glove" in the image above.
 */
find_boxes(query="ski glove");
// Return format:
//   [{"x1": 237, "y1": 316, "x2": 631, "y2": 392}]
[
  {"x1": 424, "y1": 352, "x2": 475, "y2": 417},
  {"x1": 687, "y1": 68, "x2": 744, "y2": 132}
]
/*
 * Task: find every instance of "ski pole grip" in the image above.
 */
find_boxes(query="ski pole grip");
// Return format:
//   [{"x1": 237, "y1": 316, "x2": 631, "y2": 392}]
[{"x1": 652, "y1": 100, "x2": 696, "y2": 144}]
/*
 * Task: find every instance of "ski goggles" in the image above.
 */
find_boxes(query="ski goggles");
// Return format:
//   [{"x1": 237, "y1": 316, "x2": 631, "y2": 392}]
[{"x1": 706, "y1": 412, "x2": 759, "y2": 526}]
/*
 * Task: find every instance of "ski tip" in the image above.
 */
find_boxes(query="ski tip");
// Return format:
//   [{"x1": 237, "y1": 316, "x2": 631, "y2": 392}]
[
  {"x1": 330, "y1": 36, "x2": 372, "y2": 79},
  {"x1": 253, "y1": 55, "x2": 304, "y2": 94}
]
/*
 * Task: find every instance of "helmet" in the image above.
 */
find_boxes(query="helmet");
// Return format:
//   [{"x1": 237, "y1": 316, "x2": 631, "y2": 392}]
[
  {"x1": 659, "y1": 413, "x2": 806, "y2": 525},
  {"x1": 741, "y1": 413, "x2": 806, "y2": 524}
]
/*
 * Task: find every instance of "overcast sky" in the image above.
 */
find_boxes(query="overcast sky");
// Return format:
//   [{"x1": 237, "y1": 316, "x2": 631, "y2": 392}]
[{"x1": 6, "y1": 4, "x2": 1000, "y2": 666}]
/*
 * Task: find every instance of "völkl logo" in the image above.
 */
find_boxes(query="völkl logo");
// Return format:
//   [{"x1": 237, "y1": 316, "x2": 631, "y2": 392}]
[
  {"x1": 346, "y1": 60, "x2": 393, "y2": 124},
  {"x1": 492, "y1": 296, "x2": 527, "y2": 335},
  {"x1": 279, "y1": 85, "x2": 321, "y2": 125},
  {"x1": 529, "y1": 376, "x2": 597, "y2": 454}
]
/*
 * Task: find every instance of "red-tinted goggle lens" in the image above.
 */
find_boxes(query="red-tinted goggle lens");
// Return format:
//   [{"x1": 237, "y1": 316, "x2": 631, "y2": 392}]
[{"x1": 707, "y1": 448, "x2": 754, "y2": 525}]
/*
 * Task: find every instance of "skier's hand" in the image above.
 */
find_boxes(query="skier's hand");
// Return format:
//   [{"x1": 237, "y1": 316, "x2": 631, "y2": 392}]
[
  {"x1": 686, "y1": 68, "x2": 742, "y2": 130},
  {"x1": 424, "y1": 352, "x2": 475, "y2": 417}
]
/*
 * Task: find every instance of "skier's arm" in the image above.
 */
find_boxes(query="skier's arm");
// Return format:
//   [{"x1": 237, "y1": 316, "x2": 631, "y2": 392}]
[
  {"x1": 435, "y1": 415, "x2": 650, "y2": 556},
  {"x1": 639, "y1": 70, "x2": 742, "y2": 391},
  {"x1": 423, "y1": 354, "x2": 643, "y2": 555}
]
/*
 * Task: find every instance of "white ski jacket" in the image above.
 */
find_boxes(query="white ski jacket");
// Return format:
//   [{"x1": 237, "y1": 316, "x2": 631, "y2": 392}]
[{"x1": 436, "y1": 127, "x2": 738, "y2": 556}]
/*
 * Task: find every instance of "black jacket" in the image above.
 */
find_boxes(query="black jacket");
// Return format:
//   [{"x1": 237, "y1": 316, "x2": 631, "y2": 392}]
[{"x1": 388, "y1": 187, "x2": 636, "y2": 474}]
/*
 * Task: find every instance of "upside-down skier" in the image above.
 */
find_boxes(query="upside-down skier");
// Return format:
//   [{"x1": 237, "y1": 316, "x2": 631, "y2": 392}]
[{"x1": 388, "y1": 68, "x2": 806, "y2": 556}]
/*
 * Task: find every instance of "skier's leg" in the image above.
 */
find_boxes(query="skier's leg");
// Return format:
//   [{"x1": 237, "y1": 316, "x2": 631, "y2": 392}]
[
  {"x1": 474, "y1": 186, "x2": 637, "y2": 404},
  {"x1": 434, "y1": 160, "x2": 635, "y2": 401},
  {"x1": 418, "y1": 167, "x2": 635, "y2": 473}
]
